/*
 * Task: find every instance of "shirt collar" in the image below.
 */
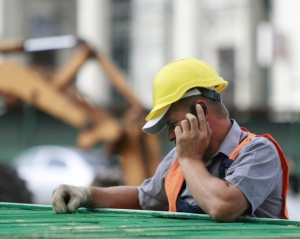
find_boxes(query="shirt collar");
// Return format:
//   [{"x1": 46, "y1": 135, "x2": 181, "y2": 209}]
[
  {"x1": 216, "y1": 119, "x2": 247, "y2": 157},
  {"x1": 206, "y1": 119, "x2": 245, "y2": 166}
]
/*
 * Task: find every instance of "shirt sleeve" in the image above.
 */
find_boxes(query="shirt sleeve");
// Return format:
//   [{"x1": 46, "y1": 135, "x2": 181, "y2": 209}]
[
  {"x1": 137, "y1": 148, "x2": 177, "y2": 211},
  {"x1": 224, "y1": 137, "x2": 282, "y2": 214}
]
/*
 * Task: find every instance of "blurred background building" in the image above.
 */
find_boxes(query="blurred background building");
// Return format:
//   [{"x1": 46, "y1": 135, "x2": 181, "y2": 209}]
[{"x1": 0, "y1": 0, "x2": 300, "y2": 217}]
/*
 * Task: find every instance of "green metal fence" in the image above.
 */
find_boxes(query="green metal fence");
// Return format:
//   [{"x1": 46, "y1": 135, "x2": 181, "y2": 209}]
[{"x1": 1, "y1": 203, "x2": 300, "y2": 239}]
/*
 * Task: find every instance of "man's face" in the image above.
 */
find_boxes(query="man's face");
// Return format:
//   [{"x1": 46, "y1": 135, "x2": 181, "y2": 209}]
[{"x1": 164, "y1": 101, "x2": 190, "y2": 143}]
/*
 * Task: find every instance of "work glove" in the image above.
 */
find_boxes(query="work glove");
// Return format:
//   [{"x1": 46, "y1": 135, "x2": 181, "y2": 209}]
[{"x1": 51, "y1": 184, "x2": 92, "y2": 214}]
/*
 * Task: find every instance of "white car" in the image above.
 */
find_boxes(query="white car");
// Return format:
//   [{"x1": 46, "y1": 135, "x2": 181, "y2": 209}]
[{"x1": 12, "y1": 145, "x2": 122, "y2": 205}]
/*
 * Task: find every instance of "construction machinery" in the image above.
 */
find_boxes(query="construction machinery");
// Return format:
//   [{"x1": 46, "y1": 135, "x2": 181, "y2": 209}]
[{"x1": 0, "y1": 35, "x2": 162, "y2": 186}]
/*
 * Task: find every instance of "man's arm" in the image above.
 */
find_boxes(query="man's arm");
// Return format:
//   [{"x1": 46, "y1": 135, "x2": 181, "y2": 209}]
[
  {"x1": 52, "y1": 184, "x2": 141, "y2": 213},
  {"x1": 89, "y1": 186, "x2": 142, "y2": 209},
  {"x1": 179, "y1": 159, "x2": 249, "y2": 222}
]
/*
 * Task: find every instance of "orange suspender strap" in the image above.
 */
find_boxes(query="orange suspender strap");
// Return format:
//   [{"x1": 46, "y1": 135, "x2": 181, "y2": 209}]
[
  {"x1": 229, "y1": 128, "x2": 289, "y2": 219},
  {"x1": 165, "y1": 157, "x2": 184, "y2": 212},
  {"x1": 263, "y1": 134, "x2": 289, "y2": 219},
  {"x1": 228, "y1": 129, "x2": 256, "y2": 159}
]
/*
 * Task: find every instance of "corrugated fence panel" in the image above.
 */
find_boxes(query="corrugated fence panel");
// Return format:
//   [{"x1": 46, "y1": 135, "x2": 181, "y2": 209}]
[{"x1": 0, "y1": 203, "x2": 300, "y2": 239}]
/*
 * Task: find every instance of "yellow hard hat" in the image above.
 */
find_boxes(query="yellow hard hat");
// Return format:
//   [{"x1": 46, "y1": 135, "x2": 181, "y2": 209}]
[{"x1": 142, "y1": 58, "x2": 228, "y2": 134}]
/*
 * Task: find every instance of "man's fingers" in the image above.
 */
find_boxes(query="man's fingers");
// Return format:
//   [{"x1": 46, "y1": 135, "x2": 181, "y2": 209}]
[
  {"x1": 196, "y1": 104, "x2": 207, "y2": 131},
  {"x1": 186, "y1": 113, "x2": 199, "y2": 131},
  {"x1": 174, "y1": 125, "x2": 182, "y2": 136},
  {"x1": 52, "y1": 198, "x2": 68, "y2": 214},
  {"x1": 52, "y1": 189, "x2": 69, "y2": 214},
  {"x1": 181, "y1": 119, "x2": 191, "y2": 132},
  {"x1": 67, "y1": 196, "x2": 81, "y2": 213}
]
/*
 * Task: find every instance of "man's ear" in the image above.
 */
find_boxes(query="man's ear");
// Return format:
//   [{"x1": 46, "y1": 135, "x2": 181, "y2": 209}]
[{"x1": 194, "y1": 100, "x2": 207, "y2": 117}]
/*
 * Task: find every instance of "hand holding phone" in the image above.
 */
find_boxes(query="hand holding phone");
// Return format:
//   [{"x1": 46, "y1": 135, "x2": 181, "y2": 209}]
[{"x1": 191, "y1": 104, "x2": 207, "y2": 118}]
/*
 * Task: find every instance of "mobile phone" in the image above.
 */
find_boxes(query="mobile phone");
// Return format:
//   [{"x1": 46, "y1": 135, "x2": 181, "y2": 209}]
[{"x1": 191, "y1": 104, "x2": 207, "y2": 118}]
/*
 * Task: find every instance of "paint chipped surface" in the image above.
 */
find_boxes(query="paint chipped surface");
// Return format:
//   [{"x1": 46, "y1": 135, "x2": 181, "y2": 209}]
[{"x1": 0, "y1": 203, "x2": 300, "y2": 238}]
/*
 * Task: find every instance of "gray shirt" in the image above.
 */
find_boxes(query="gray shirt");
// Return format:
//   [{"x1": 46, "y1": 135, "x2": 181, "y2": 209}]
[{"x1": 137, "y1": 120, "x2": 283, "y2": 218}]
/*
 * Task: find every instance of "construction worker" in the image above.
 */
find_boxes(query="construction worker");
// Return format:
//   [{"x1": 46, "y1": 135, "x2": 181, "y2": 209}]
[{"x1": 52, "y1": 58, "x2": 289, "y2": 222}]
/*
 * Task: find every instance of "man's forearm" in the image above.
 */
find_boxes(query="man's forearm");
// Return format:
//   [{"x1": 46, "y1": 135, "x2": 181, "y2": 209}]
[
  {"x1": 88, "y1": 186, "x2": 142, "y2": 210},
  {"x1": 179, "y1": 158, "x2": 249, "y2": 222}
]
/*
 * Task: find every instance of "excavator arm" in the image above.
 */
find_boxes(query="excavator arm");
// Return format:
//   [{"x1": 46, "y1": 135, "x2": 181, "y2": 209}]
[
  {"x1": 0, "y1": 61, "x2": 122, "y2": 148},
  {"x1": 0, "y1": 36, "x2": 162, "y2": 185}
]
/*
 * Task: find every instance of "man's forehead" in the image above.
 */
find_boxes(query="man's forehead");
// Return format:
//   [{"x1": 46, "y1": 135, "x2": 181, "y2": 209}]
[{"x1": 165, "y1": 99, "x2": 190, "y2": 118}]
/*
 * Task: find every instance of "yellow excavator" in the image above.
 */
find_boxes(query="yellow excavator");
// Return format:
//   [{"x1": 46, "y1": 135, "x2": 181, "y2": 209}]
[{"x1": 0, "y1": 35, "x2": 162, "y2": 186}]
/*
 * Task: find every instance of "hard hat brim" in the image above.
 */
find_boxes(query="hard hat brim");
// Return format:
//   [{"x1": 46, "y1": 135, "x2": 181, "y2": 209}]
[{"x1": 142, "y1": 105, "x2": 169, "y2": 134}]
